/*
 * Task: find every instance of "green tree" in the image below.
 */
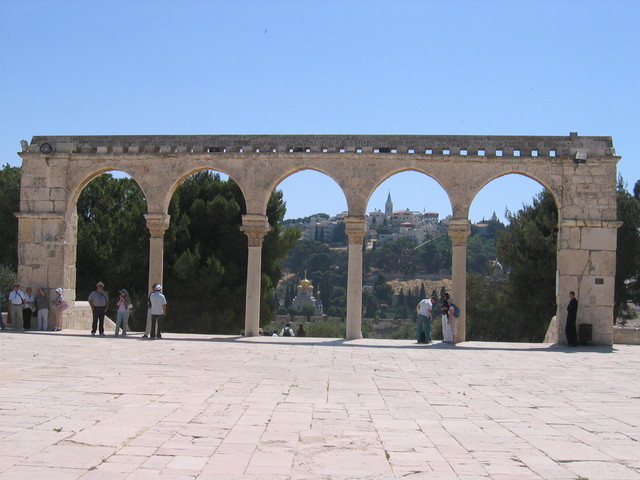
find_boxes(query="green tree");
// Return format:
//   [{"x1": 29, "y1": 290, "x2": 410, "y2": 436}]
[
  {"x1": 614, "y1": 177, "x2": 640, "y2": 321},
  {"x1": 491, "y1": 190, "x2": 558, "y2": 341},
  {"x1": 0, "y1": 265, "x2": 17, "y2": 313},
  {"x1": 0, "y1": 164, "x2": 21, "y2": 269},
  {"x1": 76, "y1": 173, "x2": 149, "y2": 326},
  {"x1": 331, "y1": 221, "x2": 347, "y2": 244},
  {"x1": 163, "y1": 171, "x2": 298, "y2": 333}
]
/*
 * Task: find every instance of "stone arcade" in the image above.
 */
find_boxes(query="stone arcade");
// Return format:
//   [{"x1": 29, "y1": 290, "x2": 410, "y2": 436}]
[{"x1": 16, "y1": 134, "x2": 620, "y2": 344}]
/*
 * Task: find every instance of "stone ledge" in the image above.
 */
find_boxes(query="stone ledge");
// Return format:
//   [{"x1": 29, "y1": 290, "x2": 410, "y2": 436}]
[{"x1": 614, "y1": 326, "x2": 640, "y2": 345}]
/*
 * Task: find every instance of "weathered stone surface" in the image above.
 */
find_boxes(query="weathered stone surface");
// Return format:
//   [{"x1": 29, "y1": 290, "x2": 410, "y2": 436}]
[
  {"x1": 16, "y1": 134, "x2": 620, "y2": 344},
  {"x1": 0, "y1": 332, "x2": 638, "y2": 478}
]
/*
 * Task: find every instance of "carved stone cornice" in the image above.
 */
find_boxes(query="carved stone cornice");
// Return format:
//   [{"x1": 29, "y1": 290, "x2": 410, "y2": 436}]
[{"x1": 241, "y1": 214, "x2": 270, "y2": 247}]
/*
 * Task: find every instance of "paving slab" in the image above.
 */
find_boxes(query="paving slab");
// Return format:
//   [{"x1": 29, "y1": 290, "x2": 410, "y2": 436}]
[{"x1": 0, "y1": 330, "x2": 638, "y2": 479}]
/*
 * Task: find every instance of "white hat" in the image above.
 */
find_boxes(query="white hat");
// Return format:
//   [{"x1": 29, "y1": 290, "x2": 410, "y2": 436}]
[
  {"x1": 55, "y1": 288, "x2": 63, "y2": 294},
  {"x1": 154, "y1": 284, "x2": 162, "y2": 291}
]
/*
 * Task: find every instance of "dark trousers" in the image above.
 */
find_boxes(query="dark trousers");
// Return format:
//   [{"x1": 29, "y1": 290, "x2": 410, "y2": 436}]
[
  {"x1": 565, "y1": 318, "x2": 578, "y2": 346},
  {"x1": 23, "y1": 309, "x2": 32, "y2": 330},
  {"x1": 150, "y1": 314, "x2": 163, "y2": 338},
  {"x1": 92, "y1": 306, "x2": 106, "y2": 334}
]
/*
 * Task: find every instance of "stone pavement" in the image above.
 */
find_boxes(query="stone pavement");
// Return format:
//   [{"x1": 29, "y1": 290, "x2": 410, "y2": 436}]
[{"x1": 0, "y1": 331, "x2": 638, "y2": 480}]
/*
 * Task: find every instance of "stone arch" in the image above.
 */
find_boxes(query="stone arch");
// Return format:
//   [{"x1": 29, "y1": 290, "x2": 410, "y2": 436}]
[
  {"x1": 262, "y1": 166, "x2": 347, "y2": 217},
  {"x1": 67, "y1": 167, "x2": 151, "y2": 215},
  {"x1": 469, "y1": 168, "x2": 561, "y2": 217},
  {"x1": 16, "y1": 134, "x2": 620, "y2": 344},
  {"x1": 363, "y1": 167, "x2": 453, "y2": 217},
  {"x1": 162, "y1": 166, "x2": 248, "y2": 218}
]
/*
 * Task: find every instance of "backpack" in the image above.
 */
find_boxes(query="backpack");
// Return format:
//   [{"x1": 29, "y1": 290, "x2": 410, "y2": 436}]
[
  {"x1": 451, "y1": 303, "x2": 461, "y2": 318},
  {"x1": 283, "y1": 327, "x2": 292, "y2": 337}
]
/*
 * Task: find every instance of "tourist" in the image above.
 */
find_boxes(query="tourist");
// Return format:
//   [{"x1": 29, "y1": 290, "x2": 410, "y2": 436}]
[
  {"x1": 565, "y1": 291, "x2": 578, "y2": 347},
  {"x1": 52, "y1": 287, "x2": 66, "y2": 331},
  {"x1": 296, "y1": 323, "x2": 306, "y2": 337},
  {"x1": 8, "y1": 284, "x2": 26, "y2": 331},
  {"x1": 142, "y1": 283, "x2": 158, "y2": 338},
  {"x1": 280, "y1": 323, "x2": 295, "y2": 337},
  {"x1": 115, "y1": 289, "x2": 132, "y2": 336},
  {"x1": 149, "y1": 284, "x2": 167, "y2": 339},
  {"x1": 88, "y1": 281, "x2": 109, "y2": 336},
  {"x1": 415, "y1": 296, "x2": 436, "y2": 344},
  {"x1": 23, "y1": 287, "x2": 35, "y2": 330},
  {"x1": 441, "y1": 293, "x2": 455, "y2": 344},
  {"x1": 34, "y1": 288, "x2": 49, "y2": 331}
]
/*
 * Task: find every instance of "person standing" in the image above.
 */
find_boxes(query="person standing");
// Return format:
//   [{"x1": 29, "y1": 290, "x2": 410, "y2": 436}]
[
  {"x1": 8, "y1": 284, "x2": 26, "y2": 331},
  {"x1": 142, "y1": 283, "x2": 158, "y2": 338},
  {"x1": 115, "y1": 289, "x2": 132, "y2": 336},
  {"x1": 34, "y1": 288, "x2": 49, "y2": 331},
  {"x1": 149, "y1": 284, "x2": 167, "y2": 339},
  {"x1": 441, "y1": 293, "x2": 456, "y2": 344},
  {"x1": 88, "y1": 281, "x2": 109, "y2": 336},
  {"x1": 565, "y1": 291, "x2": 578, "y2": 347},
  {"x1": 416, "y1": 296, "x2": 436, "y2": 344},
  {"x1": 52, "y1": 288, "x2": 66, "y2": 331},
  {"x1": 23, "y1": 287, "x2": 35, "y2": 330}
]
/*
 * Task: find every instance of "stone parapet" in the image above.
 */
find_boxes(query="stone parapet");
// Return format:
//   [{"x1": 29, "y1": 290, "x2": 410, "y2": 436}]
[
  {"x1": 26, "y1": 134, "x2": 616, "y2": 159},
  {"x1": 614, "y1": 326, "x2": 640, "y2": 345}
]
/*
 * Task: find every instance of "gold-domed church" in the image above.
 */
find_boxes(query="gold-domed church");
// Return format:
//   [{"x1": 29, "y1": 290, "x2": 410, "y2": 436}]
[{"x1": 291, "y1": 273, "x2": 324, "y2": 315}]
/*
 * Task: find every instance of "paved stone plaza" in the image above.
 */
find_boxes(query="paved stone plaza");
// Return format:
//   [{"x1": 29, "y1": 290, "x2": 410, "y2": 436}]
[{"x1": 0, "y1": 331, "x2": 638, "y2": 480}]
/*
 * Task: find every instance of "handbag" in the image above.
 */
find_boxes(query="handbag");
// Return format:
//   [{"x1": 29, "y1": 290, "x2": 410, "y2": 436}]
[
  {"x1": 59, "y1": 301, "x2": 69, "y2": 311},
  {"x1": 127, "y1": 303, "x2": 134, "y2": 310}
]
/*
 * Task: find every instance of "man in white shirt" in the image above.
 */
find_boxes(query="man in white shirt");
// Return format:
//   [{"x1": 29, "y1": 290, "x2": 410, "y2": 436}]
[
  {"x1": 149, "y1": 284, "x2": 167, "y2": 339},
  {"x1": 415, "y1": 296, "x2": 436, "y2": 344},
  {"x1": 279, "y1": 323, "x2": 295, "y2": 337},
  {"x1": 8, "y1": 284, "x2": 26, "y2": 331}
]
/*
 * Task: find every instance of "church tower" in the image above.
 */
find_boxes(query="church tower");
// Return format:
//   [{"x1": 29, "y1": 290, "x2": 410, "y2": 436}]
[{"x1": 385, "y1": 191, "x2": 393, "y2": 216}]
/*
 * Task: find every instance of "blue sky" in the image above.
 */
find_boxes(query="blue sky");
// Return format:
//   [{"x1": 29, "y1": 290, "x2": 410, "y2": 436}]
[{"x1": 1, "y1": 1, "x2": 638, "y2": 222}]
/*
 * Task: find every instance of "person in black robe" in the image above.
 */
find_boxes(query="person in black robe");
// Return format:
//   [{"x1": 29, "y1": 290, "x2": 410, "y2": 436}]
[{"x1": 565, "y1": 291, "x2": 578, "y2": 346}]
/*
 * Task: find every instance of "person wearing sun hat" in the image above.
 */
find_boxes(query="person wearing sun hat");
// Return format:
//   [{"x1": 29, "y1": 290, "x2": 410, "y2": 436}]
[
  {"x1": 52, "y1": 287, "x2": 66, "y2": 331},
  {"x1": 88, "y1": 281, "x2": 109, "y2": 336},
  {"x1": 115, "y1": 288, "x2": 133, "y2": 336},
  {"x1": 148, "y1": 284, "x2": 167, "y2": 339}
]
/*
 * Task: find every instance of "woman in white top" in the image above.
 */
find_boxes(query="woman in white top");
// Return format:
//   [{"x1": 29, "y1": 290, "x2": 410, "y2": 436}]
[{"x1": 52, "y1": 288, "x2": 65, "y2": 331}]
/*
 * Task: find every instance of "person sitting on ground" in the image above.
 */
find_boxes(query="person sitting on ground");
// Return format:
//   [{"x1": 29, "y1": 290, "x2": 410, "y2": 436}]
[
  {"x1": 296, "y1": 323, "x2": 306, "y2": 337},
  {"x1": 279, "y1": 323, "x2": 295, "y2": 337}
]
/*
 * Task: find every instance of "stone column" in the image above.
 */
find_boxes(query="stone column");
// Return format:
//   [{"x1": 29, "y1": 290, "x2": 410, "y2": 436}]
[
  {"x1": 144, "y1": 213, "x2": 171, "y2": 291},
  {"x1": 345, "y1": 216, "x2": 366, "y2": 340},
  {"x1": 448, "y1": 219, "x2": 470, "y2": 342},
  {"x1": 240, "y1": 214, "x2": 270, "y2": 337},
  {"x1": 556, "y1": 219, "x2": 620, "y2": 345},
  {"x1": 15, "y1": 212, "x2": 74, "y2": 329}
]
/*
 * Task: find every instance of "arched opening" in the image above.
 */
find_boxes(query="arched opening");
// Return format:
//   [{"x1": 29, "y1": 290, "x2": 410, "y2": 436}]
[
  {"x1": 163, "y1": 169, "x2": 248, "y2": 334},
  {"x1": 268, "y1": 169, "x2": 348, "y2": 338},
  {"x1": 466, "y1": 174, "x2": 559, "y2": 342},
  {"x1": 75, "y1": 171, "x2": 149, "y2": 332},
  {"x1": 364, "y1": 171, "x2": 452, "y2": 340}
]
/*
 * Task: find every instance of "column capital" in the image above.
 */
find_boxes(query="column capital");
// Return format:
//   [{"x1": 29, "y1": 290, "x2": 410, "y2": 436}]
[
  {"x1": 448, "y1": 218, "x2": 471, "y2": 245},
  {"x1": 241, "y1": 214, "x2": 270, "y2": 247},
  {"x1": 144, "y1": 213, "x2": 171, "y2": 237},
  {"x1": 344, "y1": 215, "x2": 367, "y2": 245}
]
